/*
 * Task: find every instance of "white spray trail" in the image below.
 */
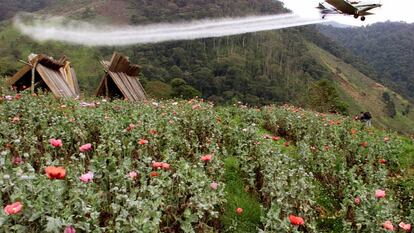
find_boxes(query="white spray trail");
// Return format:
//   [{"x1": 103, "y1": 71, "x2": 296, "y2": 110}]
[{"x1": 13, "y1": 13, "x2": 325, "y2": 46}]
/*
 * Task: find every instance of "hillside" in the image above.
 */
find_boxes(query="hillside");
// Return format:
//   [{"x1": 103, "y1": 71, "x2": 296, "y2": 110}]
[
  {"x1": 0, "y1": 0, "x2": 413, "y2": 133},
  {"x1": 319, "y1": 22, "x2": 414, "y2": 102},
  {"x1": 0, "y1": 94, "x2": 413, "y2": 232}
]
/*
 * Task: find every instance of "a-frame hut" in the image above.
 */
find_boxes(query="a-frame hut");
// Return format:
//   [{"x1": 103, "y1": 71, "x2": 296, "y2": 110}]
[
  {"x1": 7, "y1": 54, "x2": 80, "y2": 98},
  {"x1": 96, "y1": 52, "x2": 147, "y2": 101}
]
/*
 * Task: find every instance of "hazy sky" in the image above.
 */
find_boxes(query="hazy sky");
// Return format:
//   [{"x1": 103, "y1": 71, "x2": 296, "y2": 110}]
[{"x1": 281, "y1": 0, "x2": 414, "y2": 25}]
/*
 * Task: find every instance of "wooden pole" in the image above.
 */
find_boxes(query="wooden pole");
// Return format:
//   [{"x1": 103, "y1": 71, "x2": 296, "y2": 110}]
[{"x1": 31, "y1": 60, "x2": 38, "y2": 94}]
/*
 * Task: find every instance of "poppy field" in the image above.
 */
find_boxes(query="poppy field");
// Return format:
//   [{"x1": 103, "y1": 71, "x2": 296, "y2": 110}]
[{"x1": 0, "y1": 93, "x2": 413, "y2": 232}]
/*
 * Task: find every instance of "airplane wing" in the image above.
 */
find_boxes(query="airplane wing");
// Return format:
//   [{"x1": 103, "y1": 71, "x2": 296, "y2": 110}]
[
  {"x1": 355, "y1": 4, "x2": 380, "y2": 13},
  {"x1": 325, "y1": 0, "x2": 358, "y2": 14}
]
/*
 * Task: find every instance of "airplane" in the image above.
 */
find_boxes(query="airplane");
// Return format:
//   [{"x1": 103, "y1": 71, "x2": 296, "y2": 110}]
[{"x1": 317, "y1": 0, "x2": 382, "y2": 21}]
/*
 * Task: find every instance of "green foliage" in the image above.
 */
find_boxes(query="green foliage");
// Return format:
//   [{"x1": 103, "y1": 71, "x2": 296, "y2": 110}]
[
  {"x1": 0, "y1": 94, "x2": 412, "y2": 232},
  {"x1": 308, "y1": 79, "x2": 348, "y2": 114},
  {"x1": 382, "y1": 92, "x2": 397, "y2": 118},
  {"x1": 144, "y1": 80, "x2": 173, "y2": 99}
]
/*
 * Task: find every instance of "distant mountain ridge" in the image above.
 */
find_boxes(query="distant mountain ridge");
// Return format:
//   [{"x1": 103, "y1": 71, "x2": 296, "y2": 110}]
[{"x1": 319, "y1": 22, "x2": 414, "y2": 102}]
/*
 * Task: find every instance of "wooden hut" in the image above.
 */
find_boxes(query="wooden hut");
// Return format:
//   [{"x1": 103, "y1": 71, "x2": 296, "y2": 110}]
[
  {"x1": 96, "y1": 52, "x2": 147, "y2": 101},
  {"x1": 7, "y1": 54, "x2": 80, "y2": 98}
]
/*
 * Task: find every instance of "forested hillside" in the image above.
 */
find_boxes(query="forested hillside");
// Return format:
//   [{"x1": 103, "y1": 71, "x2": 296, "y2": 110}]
[
  {"x1": 0, "y1": 0, "x2": 51, "y2": 21},
  {"x1": 0, "y1": 0, "x2": 413, "y2": 133},
  {"x1": 319, "y1": 22, "x2": 414, "y2": 102}
]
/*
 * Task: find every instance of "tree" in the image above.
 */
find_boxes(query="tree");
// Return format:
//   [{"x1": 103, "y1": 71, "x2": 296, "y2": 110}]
[{"x1": 309, "y1": 80, "x2": 348, "y2": 114}]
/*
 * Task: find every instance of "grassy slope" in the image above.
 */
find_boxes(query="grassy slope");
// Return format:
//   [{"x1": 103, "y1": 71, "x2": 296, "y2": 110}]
[{"x1": 307, "y1": 42, "x2": 414, "y2": 134}]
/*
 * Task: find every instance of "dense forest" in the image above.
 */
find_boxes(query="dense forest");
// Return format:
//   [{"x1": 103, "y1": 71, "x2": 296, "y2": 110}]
[
  {"x1": 0, "y1": 0, "x2": 51, "y2": 21},
  {"x1": 0, "y1": 0, "x2": 346, "y2": 110},
  {"x1": 319, "y1": 22, "x2": 414, "y2": 102}
]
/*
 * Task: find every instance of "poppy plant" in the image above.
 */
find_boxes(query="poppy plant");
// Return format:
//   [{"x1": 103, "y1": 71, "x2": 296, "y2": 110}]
[
  {"x1": 150, "y1": 171, "x2": 159, "y2": 177},
  {"x1": 64, "y1": 225, "x2": 76, "y2": 233},
  {"x1": 4, "y1": 202, "x2": 23, "y2": 215},
  {"x1": 289, "y1": 215, "x2": 305, "y2": 226},
  {"x1": 201, "y1": 154, "x2": 213, "y2": 162},
  {"x1": 399, "y1": 222, "x2": 411, "y2": 232},
  {"x1": 49, "y1": 138, "x2": 63, "y2": 148},
  {"x1": 375, "y1": 189, "x2": 386, "y2": 199},
  {"x1": 210, "y1": 182, "x2": 218, "y2": 190},
  {"x1": 236, "y1": 207, "x2": 243, "y2": 215},
  {"x1": 383, "y1": 221, "x2": 394, "y2": 231},
  {"x1": 45, "y1": 166, "x2": 66, "y2": 179},
  {"x1": 139, "y1": 139, "x2": 149, "y2": 145},
  {"x1": 129, "y1": 171, "x2": 138, "y2": 179},
  {"x1": 79, "y1": 171, "x2": 94, "y2": 183},
  {"x1": 79, "y1": 143, "x2": 92, "y2": 152}
]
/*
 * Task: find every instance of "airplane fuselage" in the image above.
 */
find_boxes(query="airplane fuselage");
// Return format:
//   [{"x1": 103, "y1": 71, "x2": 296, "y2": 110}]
[{"x1": 319, "y1": 0, "x2": 381, "y2": 21}]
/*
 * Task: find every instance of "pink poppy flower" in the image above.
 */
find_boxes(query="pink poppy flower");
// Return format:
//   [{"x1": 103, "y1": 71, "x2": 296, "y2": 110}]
[
  {"x1": 383, "y1": 221, "x2": 394, "y2": 231},
  {"x1": 192, "y1": 104, "x2": 201, "y2": 110},
  {"x1": 50, "y1": 138, "x2": 63, "y2": 148},
  {"x1": 139, "y1": 139, "x2": 149, "y2": 145},
  {"x1": 236, "y1": 207, "x2": 243, "y2": 215},
  {"x1": 13, "y1": 156, "x2": 23, "y2": 165},
  {"x1": 12, "y1": 116, "x2": 20, "y2": 123},
  {"x1": 201, "y1": 154, "x2": 213, "y2": 162},
  {"x1": 4, "y1": 202, "x2": 23, "y2": 215},
  {"x1": 79, "y1": 143, "x2": 92, "y2": 152},
  {"x1": 152, "y1": 162, "x2": 163, "y2": 169},
  {"x1": 399, "y1": 222, "x2": 411, "y2": 232},
  {"x1": 384, "y1": 137, "x2": 390, "y2": 143},
  {"x1": 79, "y1": 171, "x2": 94, "y2": 183},
  {"x1": 354, "y1": 197, "x2": 361, "y2": 205},
  {"x1": 64, "y1": 225, "x2": 76, "y2": 233},
  {"x1": 129, "y1": 171, "x2": 138, "y2": 179},
  {"x1": 375, "y1": 189, "x2": 386, "y2": 199},
  {"x1": 210, "y1": 182, "x2": 218, "y2": 190},
  {"x1": 161, "y1": 163, "x2": 170, "y2": 170}
]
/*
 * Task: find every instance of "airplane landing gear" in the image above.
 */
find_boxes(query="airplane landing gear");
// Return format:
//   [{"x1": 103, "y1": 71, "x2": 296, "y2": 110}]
[
  {"x1": 322, "y1": 15, "x2": 326, "y2": 19},
  {"x1": 354, "y1": 14, "x2": 359, "y2": 19},
  {"x1": 361, "y1": 16, "x2": 366, "y2": 21}
]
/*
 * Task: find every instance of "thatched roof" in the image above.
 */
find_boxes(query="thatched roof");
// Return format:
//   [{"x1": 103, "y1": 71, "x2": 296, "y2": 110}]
[
  {"x1": 96, "y1": 52, "x2": 147, "y2": 101},
  {"x1": 7, "y1": 54, "x2": 80, "y2": 98}
]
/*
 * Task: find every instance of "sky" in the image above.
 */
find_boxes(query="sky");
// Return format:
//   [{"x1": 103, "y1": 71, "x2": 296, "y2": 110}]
[{"x1": 281, "y1": 0, "x2": 414, "y2": 26}]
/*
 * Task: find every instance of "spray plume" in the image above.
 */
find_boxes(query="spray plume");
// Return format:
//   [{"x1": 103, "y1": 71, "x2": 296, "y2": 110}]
[{"x1": 13, "y1": 13, "x2": 325, "y2": 46}]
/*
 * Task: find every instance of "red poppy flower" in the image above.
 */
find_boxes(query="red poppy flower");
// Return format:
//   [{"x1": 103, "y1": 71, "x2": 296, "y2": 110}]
[
  {"x1": 272, "y1": 136, "x2": 281, "y2": 141},
  {"x1": 126, "y1": 124, "x2": 135, "y2": 132},
  {"x1": 201, "y1": 154, "x2": 213, "y2": 162},
  {"x1": 360, "y1": 142, "x2": 368, "y2": 148},
  {"x1": 289, "y1": 215, "x2": 305, "y2": 226},
  {"x1": 45, "y1": 166, "x2": 66, "y2": 179},
  {"x1": 150, "y1": 171, "x2": 159, "y2": 177},
  {"x1": 379, "y1": 159, "x2": 387, "y2": 165},
  {"x1": 139, "y1": 139, "x2": 149, "y2": 145}
]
